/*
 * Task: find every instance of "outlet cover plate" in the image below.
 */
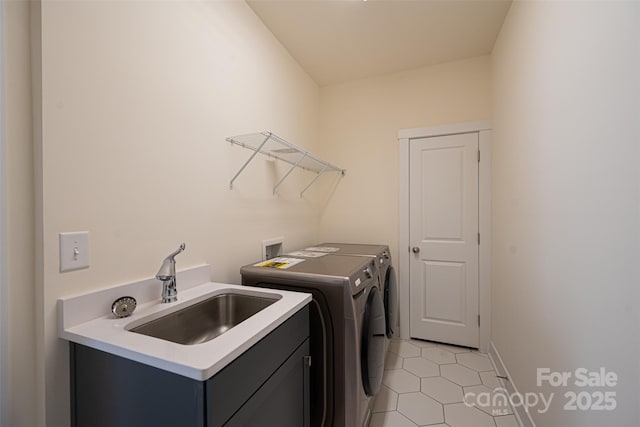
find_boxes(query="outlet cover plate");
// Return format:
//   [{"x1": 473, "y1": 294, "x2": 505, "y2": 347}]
[
  {"x1": 59, "y1": 231, "x2": 90, "y2": 272},
  {"x1": 262, "y1": 237, "x2": 284, "y2": 261}
]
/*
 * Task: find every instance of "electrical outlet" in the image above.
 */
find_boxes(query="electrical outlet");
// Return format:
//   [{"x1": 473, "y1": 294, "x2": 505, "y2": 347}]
[
  {"x1": 262, "y1": 237, "x2": 284, "y2": 261},
  {"x1": 59, "y1": 231, "x2": 90, "y2": 272}
]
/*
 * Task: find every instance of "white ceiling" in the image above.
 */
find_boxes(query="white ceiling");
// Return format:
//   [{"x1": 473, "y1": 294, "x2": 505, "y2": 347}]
[{"x1": 247, "y1": 0, "x2": 512, "y2": 86}]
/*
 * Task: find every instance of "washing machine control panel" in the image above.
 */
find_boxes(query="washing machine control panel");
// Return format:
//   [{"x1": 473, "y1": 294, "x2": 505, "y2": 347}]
[{"x1": 352, "y1": 261, "x2": 378, "y2": 293}]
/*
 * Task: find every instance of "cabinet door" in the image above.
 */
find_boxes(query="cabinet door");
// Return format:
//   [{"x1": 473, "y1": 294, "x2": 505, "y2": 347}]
[
  {"x1": 206, "y1": 306, "x2": 309, "y2": 426},
  {"x1": 70, "y1": 344, "x2": 205, "y2": 427},
  {"x1": 225, "y1": 338, "x2": 310, "y2": 427}
]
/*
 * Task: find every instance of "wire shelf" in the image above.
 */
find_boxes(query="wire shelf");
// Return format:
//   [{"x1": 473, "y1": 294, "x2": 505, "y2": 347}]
[{"x1": 226, "y1": 132, "x2": 345, "y2": 196}]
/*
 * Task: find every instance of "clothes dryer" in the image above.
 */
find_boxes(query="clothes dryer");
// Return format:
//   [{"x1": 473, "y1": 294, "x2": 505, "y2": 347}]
[
  {"x1": 304, "y1": 243, "x2": 398, "y2": 339},
  {"x1": 240, "y1": 254, "x2": 385, "y2": 427}
]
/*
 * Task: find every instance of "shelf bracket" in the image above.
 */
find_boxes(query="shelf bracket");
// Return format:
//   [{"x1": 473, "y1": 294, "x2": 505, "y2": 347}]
[
  {"x1": 300, "y1": 163, "x2": 329, "y2": 198},
  {"x1": 229, "y1": 134, "x2": 271, "y2": 189},
  {"x1": 273, "y1": 153, "x2": 308, "y2": 195}
]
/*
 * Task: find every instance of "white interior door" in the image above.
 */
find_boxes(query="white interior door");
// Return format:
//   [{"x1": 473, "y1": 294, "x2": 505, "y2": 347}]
[{"x1": 409, "y1": 132, "x2": 479, "y2": 348}]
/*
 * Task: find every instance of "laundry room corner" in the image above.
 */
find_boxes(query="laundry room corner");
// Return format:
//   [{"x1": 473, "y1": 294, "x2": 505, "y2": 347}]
[{"x1": 317, "y1": 56, "x2": 492, "y2": 340}]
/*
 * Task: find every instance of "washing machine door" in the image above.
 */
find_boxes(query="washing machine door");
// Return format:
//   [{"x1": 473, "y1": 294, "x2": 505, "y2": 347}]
[
  {"x1": 384, "y1": 266, "x2": 398, "y2": 338},
  {"x1": 361, "y1": 286, "x2": 386, "y2": 396}
]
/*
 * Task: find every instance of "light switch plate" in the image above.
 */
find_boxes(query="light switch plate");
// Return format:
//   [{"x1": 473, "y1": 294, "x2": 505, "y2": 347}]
[{"x1": 59, "y1": 231, "x2": 90, "y2": 272}]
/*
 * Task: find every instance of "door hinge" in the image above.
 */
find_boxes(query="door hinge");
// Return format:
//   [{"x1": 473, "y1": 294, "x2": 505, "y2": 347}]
[
  {"x1": 477, "y1": 233, "x2": 480, "y2": 245},
  {"x1": 478, "y1": 315, "x2": 481, "y2": 327},
  {"x1": 304, "y1": 355, "x2": 312, "y2": 367},
  {"x1": 478, "y1": 150, "x2": 480, "y2": 162}
]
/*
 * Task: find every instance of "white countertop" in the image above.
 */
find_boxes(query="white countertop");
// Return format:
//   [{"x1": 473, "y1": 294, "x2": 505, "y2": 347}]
[{"x1": 58, "y1": 266, "x2": 311, "y2": 381}]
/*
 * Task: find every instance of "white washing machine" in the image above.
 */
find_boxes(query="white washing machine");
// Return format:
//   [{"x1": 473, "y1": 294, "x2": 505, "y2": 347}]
[{"x1": 240, "y1": 254, "x2": 385, "y2": 427}]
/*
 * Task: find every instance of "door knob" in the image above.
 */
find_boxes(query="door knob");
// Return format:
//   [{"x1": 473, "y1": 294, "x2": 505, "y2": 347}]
[{"x1": 412, "y1": 247, "x2": 420, "y2": 254}]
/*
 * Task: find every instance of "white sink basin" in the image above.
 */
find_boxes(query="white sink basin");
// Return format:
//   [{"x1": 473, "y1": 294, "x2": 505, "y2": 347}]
[{"x1": 58, "y1": 265, "x2": 311, "y2": 380}]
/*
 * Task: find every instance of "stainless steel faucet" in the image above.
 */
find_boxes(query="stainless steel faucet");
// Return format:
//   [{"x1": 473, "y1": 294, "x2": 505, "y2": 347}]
[{"x1": 156, "y1": 243, "x2": 185, "y2": 303}]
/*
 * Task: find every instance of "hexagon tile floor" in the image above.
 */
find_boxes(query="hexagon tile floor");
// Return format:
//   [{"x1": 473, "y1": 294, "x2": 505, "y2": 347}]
[{"x1": 371, "y1": 338, "x2": 519, "y2": 427}]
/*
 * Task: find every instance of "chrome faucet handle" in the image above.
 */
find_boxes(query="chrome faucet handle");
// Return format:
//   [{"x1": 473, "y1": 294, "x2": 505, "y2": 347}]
[
  {"x1": 156, "y1": 243, "x2": 186, "y2": 280},
  {"x1": 166, "y1": 243, "x2": 186, "y2": 261}
]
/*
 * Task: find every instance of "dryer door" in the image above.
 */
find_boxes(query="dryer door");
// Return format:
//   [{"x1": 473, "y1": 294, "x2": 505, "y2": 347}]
[
  {"x1": 384, "y1": 266, "x2": 398, "y2": 338},
  {"x1": 361, "y1": 286, "x2": 386, "y2": 396}
]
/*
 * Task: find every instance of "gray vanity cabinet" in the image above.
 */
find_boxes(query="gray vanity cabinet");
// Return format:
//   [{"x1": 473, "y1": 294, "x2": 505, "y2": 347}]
[{"x1": 70, "y1": 305, "x2": 310, "y2": 427}]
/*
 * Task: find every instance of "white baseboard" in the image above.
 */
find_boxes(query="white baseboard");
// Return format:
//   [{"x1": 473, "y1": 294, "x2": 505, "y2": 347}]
[{"x1": 489, "y1": 341, "x2": 536, "y2": 427}]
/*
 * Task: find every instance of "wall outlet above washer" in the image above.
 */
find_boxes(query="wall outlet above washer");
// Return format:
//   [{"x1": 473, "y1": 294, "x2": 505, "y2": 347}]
[{"x1": 262, "y1": 237, "x2": 283, "y2": 261}]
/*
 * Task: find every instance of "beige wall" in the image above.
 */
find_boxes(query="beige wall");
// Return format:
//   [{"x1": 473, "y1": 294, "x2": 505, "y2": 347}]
[
  {"x1": 491, "y1": 1, "x2": 640, "y2": 425},
  {"x1": 2, "y1": 1, "x2": 37, "y2": 426},
  {"x1": 317, "y1": 55, "x2": 491, "y2": 278},
  {"x1": 37, "y1": 1, "x2": 323, "y2": 425}
]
